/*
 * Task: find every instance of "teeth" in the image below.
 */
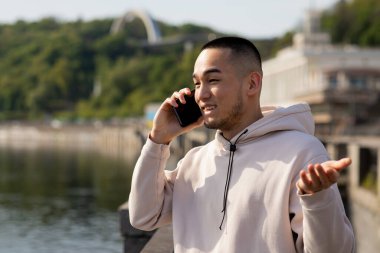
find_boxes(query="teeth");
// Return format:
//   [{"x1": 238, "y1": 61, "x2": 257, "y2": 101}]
[{"x1": 203, "y1": 106, "x2": 215, "y2": 111}]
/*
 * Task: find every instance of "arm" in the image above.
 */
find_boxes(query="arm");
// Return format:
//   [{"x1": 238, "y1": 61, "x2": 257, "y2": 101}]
[
  {"x1": 128, "y1": 88, "x2": 203, "y2": 231},
  {"x1": 293, "y1": 158, "x2": 355, "y2": 253},
  {"x1": 128, "y1": 138, "x2": 176, "y2": 231}
]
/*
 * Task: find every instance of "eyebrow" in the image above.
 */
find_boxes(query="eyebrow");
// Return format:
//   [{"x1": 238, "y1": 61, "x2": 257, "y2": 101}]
[{"x1": 192, "y1": 67, "x2": 222, "y2": 79}]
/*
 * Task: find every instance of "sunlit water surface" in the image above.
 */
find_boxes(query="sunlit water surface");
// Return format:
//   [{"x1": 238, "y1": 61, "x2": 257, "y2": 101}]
[{"x1": 0, "y1": 146, "x2": 133, "y2": 253}]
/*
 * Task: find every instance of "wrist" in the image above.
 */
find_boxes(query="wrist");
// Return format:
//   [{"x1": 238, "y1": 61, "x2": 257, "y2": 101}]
[{"x1": 149, "y1": 129, "x2": 172, "y2": 145}]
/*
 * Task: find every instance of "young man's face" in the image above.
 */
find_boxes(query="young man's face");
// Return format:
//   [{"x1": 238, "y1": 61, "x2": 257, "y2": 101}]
[{"x1": 193, "y1": 48, "x2": 247, "y2": 133}]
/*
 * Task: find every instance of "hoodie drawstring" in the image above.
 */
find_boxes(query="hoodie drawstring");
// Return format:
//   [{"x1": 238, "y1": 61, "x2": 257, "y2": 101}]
[{"x1": 219, "y1": 129, "x2": 248, "y2": 230}]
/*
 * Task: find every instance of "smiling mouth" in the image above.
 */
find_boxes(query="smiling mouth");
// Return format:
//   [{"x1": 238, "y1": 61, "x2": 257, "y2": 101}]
[{"x1": 201, "y1": 105, "x2": 216, "y2": 114}]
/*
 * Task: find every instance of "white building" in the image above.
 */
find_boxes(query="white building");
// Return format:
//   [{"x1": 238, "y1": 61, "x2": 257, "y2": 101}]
[{"x1": 261, "y1": 10, "x2": 380, "y2": 135}]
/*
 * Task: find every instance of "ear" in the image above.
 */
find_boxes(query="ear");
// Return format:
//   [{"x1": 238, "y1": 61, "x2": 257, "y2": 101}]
[{"x1": 246, "y1": 72, "x2": 262, "y2": 96}]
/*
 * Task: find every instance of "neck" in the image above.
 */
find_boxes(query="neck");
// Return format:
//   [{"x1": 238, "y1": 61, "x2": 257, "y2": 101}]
[{"x1": 221, "y1": 109, "x2": 263, "y2": 140}]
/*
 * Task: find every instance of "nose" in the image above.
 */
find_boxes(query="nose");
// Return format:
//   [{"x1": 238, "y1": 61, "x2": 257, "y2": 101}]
[{"x1": 195, "y1": 84, "x2": 211, "y2": 103}]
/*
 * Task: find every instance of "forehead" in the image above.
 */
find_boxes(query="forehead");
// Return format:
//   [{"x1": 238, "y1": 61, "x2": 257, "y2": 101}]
[{"x1": 193, "y1": 48, "x2": 234, "y2": 78}]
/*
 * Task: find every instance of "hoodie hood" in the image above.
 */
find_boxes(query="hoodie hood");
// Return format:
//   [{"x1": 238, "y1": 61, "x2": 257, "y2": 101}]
[{"x1": 215, "y1": 103, "x2": 315, "y2": 150}]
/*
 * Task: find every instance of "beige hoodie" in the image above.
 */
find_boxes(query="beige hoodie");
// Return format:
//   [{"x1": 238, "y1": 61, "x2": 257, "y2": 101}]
[{"x1": 129, "y1": 103, "x2": 355, "y2": 253}]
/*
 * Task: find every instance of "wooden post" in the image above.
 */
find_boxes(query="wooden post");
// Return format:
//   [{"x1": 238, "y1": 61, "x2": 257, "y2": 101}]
[{"x1": 119, "y1": 202, "x2": 155, "y2": 253}]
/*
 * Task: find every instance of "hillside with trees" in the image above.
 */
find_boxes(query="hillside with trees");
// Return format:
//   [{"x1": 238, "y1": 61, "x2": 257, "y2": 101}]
[
  {"x1": 321, "y1": 0, "x2": 379, "y2": 46},
  {"x1": 0, "y1": 0, "x2": 378, "y2": 122},
  {"x1": 0, "y1": 17, "x2": 277, "y2": 121}
]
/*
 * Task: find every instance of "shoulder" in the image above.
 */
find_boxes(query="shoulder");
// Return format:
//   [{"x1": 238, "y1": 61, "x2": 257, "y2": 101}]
[
  {"x1": 274, "y1": 130, "x2": 324, "y2": 148},
  {"x1": 261, "y1": 130, "x2": 329, "y2": 163}
]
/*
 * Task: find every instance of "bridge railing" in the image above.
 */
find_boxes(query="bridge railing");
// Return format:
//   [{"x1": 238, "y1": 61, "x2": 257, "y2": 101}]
[{"x1": 320, "y1": 135, "x2": 380, "y2": 253}]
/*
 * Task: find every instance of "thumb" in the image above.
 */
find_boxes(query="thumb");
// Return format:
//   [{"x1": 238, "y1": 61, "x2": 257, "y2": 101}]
[{"x1": 324, "y1": 157, "x2": 352, "y2": 172}]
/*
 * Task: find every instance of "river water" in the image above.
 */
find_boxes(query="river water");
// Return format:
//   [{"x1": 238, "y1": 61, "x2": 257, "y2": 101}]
[{"x1": 0, "y1": 145, "x2": 134, "y2": 253}]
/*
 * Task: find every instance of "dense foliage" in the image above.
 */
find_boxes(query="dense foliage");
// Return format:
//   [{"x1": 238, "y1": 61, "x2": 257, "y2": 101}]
[
  {"x1": 0, "y1": 0, "x2": 378, "y2": 121},
  {"x1": 0, "y1": 18, "x2": 211, "y2": 120},
  {"x1": 0, "y1": 16, "x2": 277, "y2": 121},
  {"x1": 321, "y1": 0, "x2": 380, "y2": 46}
]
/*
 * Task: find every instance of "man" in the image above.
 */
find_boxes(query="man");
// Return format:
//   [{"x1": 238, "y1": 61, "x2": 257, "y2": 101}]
[{"x1": 129, "y1": 37, "x2": 355, "y2": 252}]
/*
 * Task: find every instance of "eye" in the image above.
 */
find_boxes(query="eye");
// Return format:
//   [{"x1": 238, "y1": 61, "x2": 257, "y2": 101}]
[{"x1": 209, "y1": 79, "x2": 219, "y2": 83}]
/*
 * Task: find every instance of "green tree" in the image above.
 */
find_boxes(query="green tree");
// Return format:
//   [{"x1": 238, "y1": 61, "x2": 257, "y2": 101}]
[{"x1": 321, "y1": 0, "x2": 380, "y2": 46}]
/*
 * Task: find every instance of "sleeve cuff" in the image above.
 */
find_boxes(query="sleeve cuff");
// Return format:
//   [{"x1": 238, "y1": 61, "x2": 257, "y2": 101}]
[
  {"x1": 143, "y1": 136, "x2": 171, "y2": 159},
  {"x1": 299, "y1": 187, "x2": 335, "y2": 210}
]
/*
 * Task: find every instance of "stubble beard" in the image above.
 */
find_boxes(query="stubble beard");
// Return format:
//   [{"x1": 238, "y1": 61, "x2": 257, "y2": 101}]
[{"x1": 203, "y1": 92, "x2": 243, "y2": 132}]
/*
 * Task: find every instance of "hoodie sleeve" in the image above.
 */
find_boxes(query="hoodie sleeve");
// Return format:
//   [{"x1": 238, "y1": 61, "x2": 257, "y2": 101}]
[
  {"x1": 299, "y1": 185, "x2": 355, "y2": 253},
  {"x1": 128, "y1": 137, "x2": 178, "y2": 231},
  {"x1": 290, "y1": 155, "x2": 355, "y2": 253}
]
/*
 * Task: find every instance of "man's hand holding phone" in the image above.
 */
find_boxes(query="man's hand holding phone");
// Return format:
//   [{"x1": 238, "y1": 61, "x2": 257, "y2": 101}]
[
  {"x1": 172, "y1": 89, "x2": 203, "y2": 127},
  {"x1": 150, "y1": 88, "x2": 203, "y2": 145}
]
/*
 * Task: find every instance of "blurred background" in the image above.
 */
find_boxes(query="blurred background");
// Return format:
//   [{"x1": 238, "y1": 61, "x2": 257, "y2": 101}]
[{"x1": 0, "y1": 0, "x2": 379, "y2": 252}]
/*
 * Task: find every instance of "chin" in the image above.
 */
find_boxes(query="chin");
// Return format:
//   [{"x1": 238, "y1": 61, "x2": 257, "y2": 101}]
[{"x1": 203, "y1": 119, "x2": 220, "y2": 130}]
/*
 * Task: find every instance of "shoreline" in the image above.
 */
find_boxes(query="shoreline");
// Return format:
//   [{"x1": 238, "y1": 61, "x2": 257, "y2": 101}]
[{"x1": 0, "y1": 123, "x2": 148, "y2": 162}]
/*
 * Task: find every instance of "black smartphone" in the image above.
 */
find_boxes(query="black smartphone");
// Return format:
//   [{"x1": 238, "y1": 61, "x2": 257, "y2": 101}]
[{"x1": 172, "y1": 90, "x2": 203, "y2": 127}]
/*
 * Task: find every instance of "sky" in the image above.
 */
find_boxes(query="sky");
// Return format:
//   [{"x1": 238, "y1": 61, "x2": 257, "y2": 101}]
[{"x1": 0, "y1": 0, "x2": 339, "y2": 38}]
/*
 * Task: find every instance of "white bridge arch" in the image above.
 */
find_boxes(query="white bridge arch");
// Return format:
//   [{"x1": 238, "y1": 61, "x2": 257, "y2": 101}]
[{"x1": 110, "y1": 9, "x2": 162, "y2": 44}]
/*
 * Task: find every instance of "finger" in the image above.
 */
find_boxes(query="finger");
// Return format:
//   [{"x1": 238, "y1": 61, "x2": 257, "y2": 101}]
[
  {"x1": 330, "y1": 158, "x2": 351, "y2": 172},
  {"x1": 296, "y1": 178, "x2": 306, "y2": 194},
  {"x1": 182, "y1": 87, "x2": 192, "y2": 95},
  {"x1": 174, "y1": 88, "x2": 192, "y2": 104},
  {"x1": 315, "y1": 164, "x2": 330, "y2": 188},
  {"x1": 165, "y1": 97, "x2": 178, "y2": 108},
  {"x1": 304, "y1": 165, "x2": 315, "y2": 183},
  {"x1": 170, "y1": 91, "x2": 185, "y2": 106},
  {"x1": 323, "y1": 157, "x2": 352, "y2": 172},
  {"x1": 308, "y1": 165, "x2": 322, "y2": 189},
  {"x1": 172, "y1": 91, "x2": 187, "y2": 104},
  {"x1": 335, "y1": 157, "x2": 352, "y2": 171},
  {"x1": 326, "y1": 168, "x2": 340, "y2": 183},
  {"x1": 299, "y1": 170, "x2": 312, "y2": 192},
  {"x1": 298, "y1": 172, "x2": 314, "y2": 194}
]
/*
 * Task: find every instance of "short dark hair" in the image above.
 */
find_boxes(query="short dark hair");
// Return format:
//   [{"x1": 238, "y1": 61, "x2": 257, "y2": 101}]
[{"x1": 201, "y1": 36, "x2": 262, "y2": 74}]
